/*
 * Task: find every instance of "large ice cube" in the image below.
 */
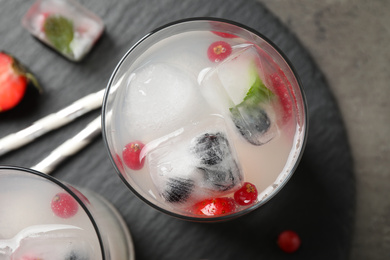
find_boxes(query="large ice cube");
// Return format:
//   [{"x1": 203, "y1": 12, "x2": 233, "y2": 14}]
[
  {"x1": 198, "y1": 44, "x2": 279, "y2": 145},
  {"x1": 143, "y1": 116, "x2": 242, "y2": 205},
  {"x1": 122, "y1": 62, "x2": 209, "y2": 141},
  {"x1": 1, "y1": 224, "x2": 97, "y2": 260},
  {"x1": 22, "y1": 0, "x2": 104, "y2": 61}
]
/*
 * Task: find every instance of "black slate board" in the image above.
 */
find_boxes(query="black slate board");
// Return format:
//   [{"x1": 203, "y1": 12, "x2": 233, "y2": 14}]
[{"x1": 0, "y1": 0, "x2": 355, "y2": 259}]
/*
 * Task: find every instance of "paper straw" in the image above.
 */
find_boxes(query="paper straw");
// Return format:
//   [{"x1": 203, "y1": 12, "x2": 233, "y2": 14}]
[
  {"x1": 0, "y1": 89, "x2": 105, "y2": 156},
  {"x1": 31, "y1": 116, "x2": 101, "y2": 175}
]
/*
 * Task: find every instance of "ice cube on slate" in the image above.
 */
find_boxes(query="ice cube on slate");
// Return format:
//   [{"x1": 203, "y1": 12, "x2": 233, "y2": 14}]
[
  {"x1": 2, "y1": 224, "x2": 95, "y2": 260},
  {"x1": 144, "y1": 116, "x2": 242, "y2": 205},
  {"x1": 22, "y1": 0, "x2": 104, "y2": 61},
  {"x1": 198, "y1": 43, "x2": 279, "y2": 145}
]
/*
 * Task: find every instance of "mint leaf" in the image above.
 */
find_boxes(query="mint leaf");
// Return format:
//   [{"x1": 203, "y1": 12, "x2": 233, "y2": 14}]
[
  {"x1": 43, "y1": 15, "x2": 74, "y2": 55},
  {"x1": 232, "y1": 64, "x2": 274, "y2": 110}
]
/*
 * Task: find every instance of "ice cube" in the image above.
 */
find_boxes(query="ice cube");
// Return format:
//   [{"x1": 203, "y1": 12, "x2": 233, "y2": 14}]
[
  {"x1": 2, "y1": 224, "x2": 97, "y2": 260},
  {"x1": 122, "y1": 62, "x2": 209, "y2": 140},
  {"x1": 190, "y1": 131, "x2": 241, "y2": 191},
  {"x1": 198, "y1": 43, "x2": 279, "y2": 145},
  {"x1": 22, "y1": 0, "x2": 104, "y2": 61},
  {"x1": 144, "y1": 116, "x2": 242, "y2": 205}
]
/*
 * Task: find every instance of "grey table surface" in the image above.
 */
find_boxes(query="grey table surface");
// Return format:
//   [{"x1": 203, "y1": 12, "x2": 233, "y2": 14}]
[{"x1": 0, "y1": 0, "x2": 355, "y2": 259}]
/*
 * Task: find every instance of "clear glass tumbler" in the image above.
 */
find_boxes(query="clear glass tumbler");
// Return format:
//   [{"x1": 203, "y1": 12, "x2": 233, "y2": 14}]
[
  {"x1": 0, "y1": 166, "x2": 135, "y2": 260},
  {"x1": 102, "y1": 18, "x2": 308, "y2": 222}
]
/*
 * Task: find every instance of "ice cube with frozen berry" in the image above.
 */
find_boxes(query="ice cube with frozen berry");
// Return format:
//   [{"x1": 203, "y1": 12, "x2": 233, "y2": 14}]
[{"x1": 145, "y1": 118, "x2": 242, "y2": 205}]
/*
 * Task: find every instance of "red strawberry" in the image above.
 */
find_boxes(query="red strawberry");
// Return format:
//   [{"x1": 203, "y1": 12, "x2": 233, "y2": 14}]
[
  {"x1": 51, "y1": 192, "x2": 79, "y2": 218},
  {"x1": 207, "y1": 41, "x2": 232, "y2": 63},
  {"x1": 211, "y1": 31, "x2": 238, "y2": 38},
  {"x1": 0, "y1": 51, "x2": 41, "y2": 112},
  {"x1": 122, "y1": 141, "x2": 145, "y2": 170},
  {"x1": 234, "y1": 182, "x2": 258, "y2": 206},
  {"x1": 277, "y1": 230, "x2": 301, "y2": 253},
  {"x1": 193, "y1": 197, "x2": 236, "y2": 216}
]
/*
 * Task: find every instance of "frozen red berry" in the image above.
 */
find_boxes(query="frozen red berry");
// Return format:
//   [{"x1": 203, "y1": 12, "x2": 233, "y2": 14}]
[
  {"x1": 123, "y1": 141, "x2": 145, "y2": 170},
  {"x1": 207, "y1": 41, "x2": 232, "y2": 63},
  {"x1": 269, "y1": 72, "x2": 293, "y2": 123},
  {"x1": 211, "y1": 31, "x2": 238, "y2": 38},
  {"x1": 234, "y1": 182, "x2": 258, "y2": 206},
  {"x1": 277, "y1": 230, "x2": 301, "y2": 253},
  {"x1": 193, "y1": 197, "x2": 236, "y2": 216},
  {"x1": 51, "y1": 192, "x2": 78, "y2": 218},
  {"x1": 114, "y1": 153, "x2": 125, "y2": 172},
  {"x1": 0, "y1": 51, "x2": 41, "y2": 112}
]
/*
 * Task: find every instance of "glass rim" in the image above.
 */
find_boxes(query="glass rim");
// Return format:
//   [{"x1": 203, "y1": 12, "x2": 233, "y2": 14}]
[
  {"x1": 0, "y1": 165, "x2": 106, "y2": 259},
  {"x1": 102, "y1": 17, "x2": 309, "y2": 222}
]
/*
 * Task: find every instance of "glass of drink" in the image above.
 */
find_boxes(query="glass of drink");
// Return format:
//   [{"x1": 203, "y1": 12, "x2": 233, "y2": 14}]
[
  {"x1": 0, "y1": 166, "x2": 135, "y2": 260},
  {"x1": 102, "y1": 18, "x2": 308, "y2": 222}
]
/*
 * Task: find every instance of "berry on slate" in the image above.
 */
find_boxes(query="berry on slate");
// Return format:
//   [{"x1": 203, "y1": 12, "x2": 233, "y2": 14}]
[
  {"x1": 234, "y1": 182, "x2": 258, "y2": 206},
  {"x1": 277, "y1": 230, "x2": 301, "y2": 253},
  {"x1": 0, "y1": 51, "x2": 41, "y2": 112},
  {"x1": 207, "y1": 41, "x2": 232, "y2": 63},
  {"x1": 122, "y1": 141, "x2": 145, "y2": 170},
  {"x1": 51, "y1": 192, "x2": 79, "y2": 218},
  {"x1": 193, "y1": 197, "x2": 236, "y2": 216}
]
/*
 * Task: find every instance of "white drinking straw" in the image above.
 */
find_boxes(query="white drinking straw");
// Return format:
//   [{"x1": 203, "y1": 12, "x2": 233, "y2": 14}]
[
  {"x1": 31, "y1": 116, "x2": 102, "y2": 175},
  {"x1": 0, "y1": 89, "x2": 105, "y2": 156}
]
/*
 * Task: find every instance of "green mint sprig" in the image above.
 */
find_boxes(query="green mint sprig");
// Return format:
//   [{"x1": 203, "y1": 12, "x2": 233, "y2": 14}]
[{"x1": 231, "y1": 63, "x2": 274, "y2": 110}]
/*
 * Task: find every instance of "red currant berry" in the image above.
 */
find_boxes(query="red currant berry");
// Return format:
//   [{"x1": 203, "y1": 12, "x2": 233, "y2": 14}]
[
  {"x1": 51, "y1": 192, "x2": 78, "y2": 218},
  {"x1": 207, "y1": 41, "x2": 232, "y2": 63},
  {"x1": 211, "y1": 31, "x2": 238, "y2": 38},
  {"x1": 277, "y1": 230, "x2": 301, "y2": 253},
  {"x1": 114, "y1": 153, "x2": 124, "y2": 172},
  {"x1": 123, "y1": 141, "x2": 145, "y2": 170},
  {"x1": 193, "y1": 197, "x2": 236, "y2": 216},
  {"x1": 234, "y1": 182, "x2": 258, "y2": 206}
]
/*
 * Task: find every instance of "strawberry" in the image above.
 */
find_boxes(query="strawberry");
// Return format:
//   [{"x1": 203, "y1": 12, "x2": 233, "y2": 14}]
[
  {"x1": 234, "y1": 182, "x2": 258, "y2": 206},
  {"x1": 51, "y1": 192, "x2": 79, "y2": 218},
  {"x1": 0, "y1": 51, "x2": 41, "y2": 112},
  {"x1": 122, "y1": 141, "x2": 145, "y2": 170},
  {"x1": 277, "y1": 230, "x2": 301, "y2": 253},
  {"x1": 207, "y1": 41, "x2": 232, "y2": 63},
  {"x1": 192, "y1": 197, "x2": 236, "y2": 216}
]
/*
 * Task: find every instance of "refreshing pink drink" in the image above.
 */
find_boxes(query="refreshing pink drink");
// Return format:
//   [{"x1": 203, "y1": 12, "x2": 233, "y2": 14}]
[
  {"x1": 0, "y1": 166, "x2": 134, "y2": 260},
  {"x1": 102, "y1": 19, "x2": 307, "y2": 221}
]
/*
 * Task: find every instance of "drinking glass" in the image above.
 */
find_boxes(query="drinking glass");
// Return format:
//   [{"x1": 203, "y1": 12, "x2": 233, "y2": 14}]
[
  {"x1": 102, "y1": 18, "x2": 308, "y2": 222},
  {"x1": 0, "y1": 166, "x2": 135, "y2": 259}
]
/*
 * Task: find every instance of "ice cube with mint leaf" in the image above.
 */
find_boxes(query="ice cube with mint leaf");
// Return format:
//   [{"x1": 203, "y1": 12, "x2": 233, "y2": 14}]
[
  {"x1": 198, "y1": 44, "x2": 279, "y2": 145},
  {"x1": 229, "y1": 65, "x2": 277, "y2": 145},
  {"x1": 22, "y1": 0, "x2": 104, "y2": 61}
]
